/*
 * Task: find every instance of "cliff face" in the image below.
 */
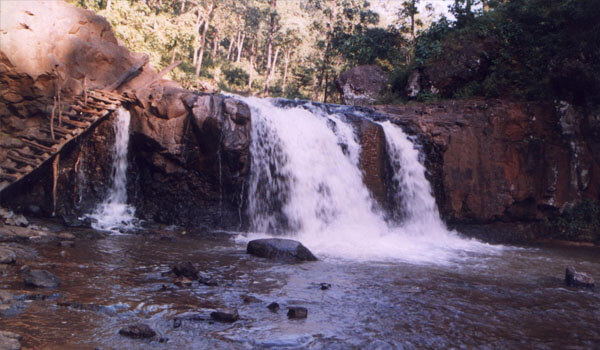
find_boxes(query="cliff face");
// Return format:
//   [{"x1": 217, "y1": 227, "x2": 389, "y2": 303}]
[
  {"x1": 0, "y1": 1, "x2": 251, "y2": 229},
  {"x1": 376, "y1": 100, "x2": 600, "y2": 240}
]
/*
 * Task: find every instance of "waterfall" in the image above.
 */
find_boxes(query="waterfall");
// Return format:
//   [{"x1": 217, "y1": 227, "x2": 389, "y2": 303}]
[
  {"x1": 243, "y1": 97, "x2": 497, "y2": 264},
  {"x1": 89, "y1": 107, "x2": 137, "y2": 233}
]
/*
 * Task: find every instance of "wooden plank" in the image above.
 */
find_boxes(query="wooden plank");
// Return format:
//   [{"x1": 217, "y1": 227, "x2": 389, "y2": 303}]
[
  {"x1": 140, "y1": 60, "x2": 182, "y2": 89},
  {"x1": 7, "y1": 152, "x2": 40, "y2": 167},
  {"x1": 0, "y1": 173, "x2": 18, "y2": 182},
  {"x1": 19, "y1": 138, "x2": 55, "y2": 153},
  {"x1": 61, "y1": 118, "x2": 90, "y2": 128},
  {"x1": 104, "y1": 55, "x2": 149, "y2": 91},
  {"x1": 10, "y1": 148, "x2": 45, "y2": 161},
  {"x1": 0, "y1": 164, "x2": 27, "y2": 174},
  {"x1": 72, "y1": 104, "x2": 106, "y2": 116}
]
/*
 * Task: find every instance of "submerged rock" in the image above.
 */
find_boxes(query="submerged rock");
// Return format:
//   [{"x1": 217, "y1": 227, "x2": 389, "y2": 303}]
[
  {"x1": 267, "y1": 302, "x2": 280, "y2": 312},
  {"x1": 0, "y1": 331, "x2": 21, "y2": 350},
  {"x1": 287, "y1": 307, "x2": 308, "y2": 319},
  {"x1": 22, "y1": 268, "x2": 60, "y2": 288},
  {"x1": 118, "y1": 323, "x2": 156, "y2": 339},
  {"x1": 210, "y1": 309, "x2": 239, "y2": 323},
  {"x1": 0, "y1": 291, "x2": 25, "y2": 317},
  {"x1": 0, "y1": 247, "x2": 16, "y2": 264},
  {"x1": 170, "y1": 261, "x2": 198, "y2": 280},
  {"x1": 246, "y1": 239, "x2": 317, "y2": 262},
  {"x1": 565, "y1": 266, "x2": 595, "y2": 288}
]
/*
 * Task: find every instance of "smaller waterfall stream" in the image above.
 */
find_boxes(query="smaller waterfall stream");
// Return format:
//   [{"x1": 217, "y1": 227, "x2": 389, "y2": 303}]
[{"x1": 89, "y1": 107, "x2": 137, "y2": 232}]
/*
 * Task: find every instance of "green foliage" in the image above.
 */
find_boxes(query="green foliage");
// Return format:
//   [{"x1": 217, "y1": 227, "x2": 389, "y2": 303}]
[
  {"x1": 414, "y1": 0, "x2": 600, "y2": 106},
  {"x1": 223, "y1": 66, "x2": 249, "y2": 87},
  {"x1": 546, "y1": 200, "x2": 600, "y2": 242}
]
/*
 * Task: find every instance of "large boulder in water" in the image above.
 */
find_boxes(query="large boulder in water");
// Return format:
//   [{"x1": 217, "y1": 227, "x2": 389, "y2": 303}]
[
  {"x1": 247, "y1": 239, "x2": 317, "y2": 262},
  {"x1": 565, "y1": 266, "x2": 595, "y2": 288},
  {"x1": 22, "y1": 268, "x2": 60, "y2": 288},
  {"x1": 0, "y1": 331, "x2": 21, "y2": 350},
  {"x1": 336, "y1": 65, "x2": 388, "y2": 106}
]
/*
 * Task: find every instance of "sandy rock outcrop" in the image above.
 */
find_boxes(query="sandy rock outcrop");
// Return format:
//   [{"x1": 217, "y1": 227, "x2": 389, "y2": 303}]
[{"x1": 336, "y1": 65, "x2": 388, "y2": 106}]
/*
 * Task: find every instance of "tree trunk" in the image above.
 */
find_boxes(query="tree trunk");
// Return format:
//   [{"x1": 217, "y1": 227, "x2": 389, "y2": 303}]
[
  {"x1": 263, "y1": 46, "x2": 280, "y2": 96},
  {"x1": 212, "y1": 31, "x2": 219, "y2": 59},
  {"x1": 106, "y1": 0, "x2": 112, "y2": 11},
  {"x1": 195, "y1": 1, "x2": 216, "y2": 77},
  {"x1": 193, "y1": 46, "x2": 199, "y2": 66},
  {"x1": 282, "y1": 49, "x2": 290, "y2": 93},
  {"x1": 236, "y1": 33, "x2": 245, "y2": 63},
  {"x1": 226, "y1": 35, "x2": 234, "y2": 61},
  {"x1": 248, "y1": 42, "x2": 255, "y2": 92},
  {"x1": 181, "y1": 0, "x2": 186, "y2": 12}
]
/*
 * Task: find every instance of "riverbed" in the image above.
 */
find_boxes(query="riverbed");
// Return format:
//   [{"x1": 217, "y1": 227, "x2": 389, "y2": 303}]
[{"x1": 1, "y1": 228, "x2": 598, "y2": 349}]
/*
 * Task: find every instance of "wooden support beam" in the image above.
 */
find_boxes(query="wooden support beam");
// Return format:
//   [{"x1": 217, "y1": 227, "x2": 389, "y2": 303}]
[
  {"x1": 11, "y1": 148, "x2": 44, "y2": 161},
  {"x1": 7, "y1": 152, "x2": 40, "y2": 167},
  {"x1": 19, "y1": 138, "x2": 55, "y2": 153},
  {"x1": 0, "y1": 164, "x2": 27, "y2": 174},
  {"x1": 61, "y1": 118, "x2": 90, "y2": 128},
  {"x1": 104, "y1": 55, "x2": 149, "y2": 91},
  {"x1": 141, "y1": 60, "x2": 182, "y2": 89},
  {"x1": 0, "y1": 173, "x2": 18, "y2": 182}
]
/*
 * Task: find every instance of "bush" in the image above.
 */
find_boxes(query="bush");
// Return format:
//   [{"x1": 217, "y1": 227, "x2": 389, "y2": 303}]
[
  {"x1": 547, "y1": 199, "x2": 600, "y2": 242},
  {"x1": 223, "y1": 67, "x2": 249, "y2": 87}
]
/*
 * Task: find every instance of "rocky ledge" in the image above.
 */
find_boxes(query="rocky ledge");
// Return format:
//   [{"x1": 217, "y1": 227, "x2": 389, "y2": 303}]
[
  {"x1": 0, "y1": 1, "x2": 250, "y2": 230},
  {"x1": 375, "y1": 100, "x2": 600, "y2": 242}
]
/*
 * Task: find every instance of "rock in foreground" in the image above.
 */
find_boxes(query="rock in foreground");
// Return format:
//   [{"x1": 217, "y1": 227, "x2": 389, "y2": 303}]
[
  {"x1": 0, "y1": 331, "x2": 21, "y2": 350},
  {"x1": 210, "y1": 309, "x2": 239, "y2": 323},
  {"x1": 565, "y1": 266, "x2": 595, "y2": 288},
  {"x1": 22, "y1": 269, "x2": 60, "y2": 288},
  {"x1": 246, "y1": 239, "x2": 317, "y2": 262},
  {"x1": 287, "y1": 307, "x2": 308, "y2": 319},
  {"x1": 118, "y1": 323, "x2": 156, "y2": 339}
]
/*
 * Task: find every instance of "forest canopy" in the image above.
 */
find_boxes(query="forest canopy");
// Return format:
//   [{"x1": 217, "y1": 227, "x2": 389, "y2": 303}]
[{"x1": 68, "y1": 0, "x2": 600, "y2": 108}]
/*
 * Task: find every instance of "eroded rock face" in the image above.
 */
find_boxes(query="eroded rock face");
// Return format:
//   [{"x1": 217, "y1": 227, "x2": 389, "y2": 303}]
[
  {"x1": 336, "y1": 65, "x2": 388, "y2": 106},
  {"x1": 0, "y1": 1, "x2": 251, "y2": 230},
  {"x1": 375, "y1": 100, "x2": 600, "y2": 240},
  {"x1": 129, "y1": 88, "x2": 250, "y2": 229}
]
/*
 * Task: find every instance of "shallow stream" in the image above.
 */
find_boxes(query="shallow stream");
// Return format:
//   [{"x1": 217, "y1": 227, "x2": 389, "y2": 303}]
[{"x1": 1, "y1": 230, "x2": 598, "y2": 349}]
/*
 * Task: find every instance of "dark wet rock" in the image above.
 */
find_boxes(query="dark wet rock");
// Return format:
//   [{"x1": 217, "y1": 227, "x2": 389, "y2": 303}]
[
  {"x1": 118, "y1": 323, "x2": 156, "y2": 339},
  {"x1": 58, "y1": 241, "x2": 75, "y2": 248},
  {"x1": 287, "y1": 307, "x2": 308, "y2": 319},
  {"x1": 22, "y1": 269, "x2": 60, "y2": 288},
  {"x1": 159, "y1": 236, "x2": 176, "y2": 242},
  {"x1": 61, "y1": 215, "x2": 92, "y2": 228},
  {"x1": 319, "y1": 283, "x2": 332, "y2": 290},
  {"x1": 210, "y1": 309, "x2": 239, "y2": 323},
  {"x1": 0, "y1": 247, "x2": 16, "y2": 264},
  {"x1": 0, "y1": 330, "x2": 21, "y2": 350},
  {"x1": 159, "y1": 337, "x2": 169, "y2": 343},
  {"x1": 198, "y1": 275, "x2": 218, "y2": 286},
  {"x1": 0, "y1": 291, "x2": 26, "y2": 317},
  {"x1": 0, "y1": 208, "x2": 28, "y2": 227},
  {"x1": 242, "y1": 295, "x2": 261, "y2": 304},
  {"x1": 246, "y1": 239, "x2": 317, "y2": 262},
  {"x1": 565, "y1": 266, "x2": 595, "y2": 288},
  {"x1": 56, "y1": 301, "x2": 103, "y2": 312},
  {"x1": 267, "y1": 302, "x2": 280, "y2": 312},
  {"x1": 170, "y1": 261, "x2": 198, "y2": 280},
  {"x1": 173, "y1": 276, "x2": 193, "y2": 287},
  {"x1": 173, "y1": 319, "x2": 182, "y2": 328}
]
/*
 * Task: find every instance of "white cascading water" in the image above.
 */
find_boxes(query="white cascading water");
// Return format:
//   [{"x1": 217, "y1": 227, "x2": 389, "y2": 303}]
[
  {"x1": 90, "y1": 107, "x2": 137, "y2": 232},
  {"x1": 243, "y1": 97, "x2": 498, "y2": 264}
]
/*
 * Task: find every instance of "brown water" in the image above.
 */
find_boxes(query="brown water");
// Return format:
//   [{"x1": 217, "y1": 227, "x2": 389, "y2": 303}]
[{"x1": 1, "y1": 231, "x2": 599, "y2": 349}]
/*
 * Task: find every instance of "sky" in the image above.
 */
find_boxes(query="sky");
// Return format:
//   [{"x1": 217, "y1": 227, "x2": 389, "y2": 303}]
[{"x1": 372, "y1": 0, "x2": 455, "y2": 26}]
